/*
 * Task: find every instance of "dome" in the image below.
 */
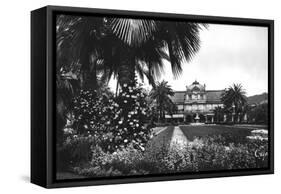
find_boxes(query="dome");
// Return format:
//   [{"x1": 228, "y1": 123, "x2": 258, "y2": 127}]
[
  {"x1": 192, "y1": 80, "x2": 200, "y2": 85},
  {"x1": 186, "y1": 80, "x2": 205, "y2": 92}
]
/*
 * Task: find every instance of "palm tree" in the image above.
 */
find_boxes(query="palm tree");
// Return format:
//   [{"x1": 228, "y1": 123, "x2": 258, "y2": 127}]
[
  {"x1": 56, "y1": 16, "x2": 206, "y2": 137},
  {"x1": 221, "y1": 83, "x2": 247, "y2": 123},
  {"x1": 58, "y1": 16, "x2": 206, "y2": 90},
  {"x1": 110, "y1": 19, "x2": 206, "y2": 87},
  {"x1": 149, "y1": 81, "x2": 175, "y2": 122}
]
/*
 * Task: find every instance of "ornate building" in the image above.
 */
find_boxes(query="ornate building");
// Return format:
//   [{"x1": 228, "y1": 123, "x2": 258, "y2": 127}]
[{"x1": 166, "y1": 80, "x2": 224, "y2": 123}]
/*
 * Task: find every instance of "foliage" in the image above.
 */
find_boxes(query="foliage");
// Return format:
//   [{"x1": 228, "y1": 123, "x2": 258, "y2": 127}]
[
  {"x1": 56, "y1": 15, "x2": 207, "y2": 96},
  {"x1": 57, "y1": 136, "x2": 96, "y2": 171},
  {"x1": 71, "y1": 80, "x2": 152, "y2": 153},
  {"x1": 248, "y1": 103, "x2": 268, "y2": 124},
  {"x1": 221, "y1": 83, "x2": 247, "y2": 122},
  {"x1": 56, "y1": 16, "x2": 206, "y2": 146},
  {"x1": 72, "y1": 89, "x2": 115, "y2": 136},
  {"x1": 213, "y1": 106, "x2": 224, "y2": 123},
  {"x1": 73, "y1": 144, "x2": 149, "y2": 177},
  {"x1": 149, "y1": 81, "x2": 176, "y2": 122},
  {"x1": 113, "y1": 78, "x2": 152, "y2": 152},
  {"x1": 69, "y1": 127, "x2": 268, "y2": 177}
]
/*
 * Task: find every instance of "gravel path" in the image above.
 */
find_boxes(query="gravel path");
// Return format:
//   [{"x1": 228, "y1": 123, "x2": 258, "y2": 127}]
[{"x1": 169, "y1": 126, "x2": 189, "y2": 150}]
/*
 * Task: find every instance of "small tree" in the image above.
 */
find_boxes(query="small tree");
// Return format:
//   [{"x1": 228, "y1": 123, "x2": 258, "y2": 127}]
[
  {"x1": 113, "y1": 77, "x2": 151, "y2": 152},
  {"x1": 149, "y1": 81, "x2": 175, "y2": 122},
  {"x1": 213, "y1": 107, "x2": 224, "y2": 123},
  {"x1": 248, "y1": 103, "x2": 268, "y2": 124},
  {"x1": 221, "y1": 84, "x2": 247, "y2": 123}
]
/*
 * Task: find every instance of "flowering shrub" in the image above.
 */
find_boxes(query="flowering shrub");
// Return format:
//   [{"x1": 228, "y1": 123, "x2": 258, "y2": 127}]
[
  {"x1": 71, "y1": 134, "x2": 268, "y2": 177},
  {"x1": 112, "y1": 80, "x2": 152, "y2": 152},
  {"x1": 70, "y1": 80, "x2": 151, "y2": 153},
  {"x1": 72, "y1": 89, "x2": 116, "y2": 137}
]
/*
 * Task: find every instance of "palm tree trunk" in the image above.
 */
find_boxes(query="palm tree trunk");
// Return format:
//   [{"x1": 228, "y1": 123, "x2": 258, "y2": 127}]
[{"x1": 117, "y1": 49, "x2": 136, "y2": 89}]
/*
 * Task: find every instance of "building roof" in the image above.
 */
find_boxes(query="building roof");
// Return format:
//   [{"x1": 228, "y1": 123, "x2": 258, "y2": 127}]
[
  {"x1": 171, "y1": 91, "x2": 185, "y2": 104},
  {"x1": 206, "y1": 90, "x2": 224, "y2": 103},
  {"x1": 171, "y1": 90, "x2": 224, "y2": 104}
]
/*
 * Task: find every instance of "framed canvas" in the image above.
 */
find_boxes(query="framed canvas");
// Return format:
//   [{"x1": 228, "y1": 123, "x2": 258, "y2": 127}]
[{"x1": 31, "y1": 5, "x2": 274, "y2": 188}]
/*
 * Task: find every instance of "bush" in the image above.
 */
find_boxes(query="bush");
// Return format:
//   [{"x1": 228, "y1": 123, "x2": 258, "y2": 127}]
[
  {"x1": 71, "y1": 82, "x2": 152, "y2": 153},
  {"x1": 73, "y1": 144, "x2": 151, "y2": 177},
  {"x1": 163, "y1": 135, "x2": 268, "y2": 172},
  {"x1": 68, "y1": 134, "x2": 268, "y2": 176},
  {"x1": 57, "y1": 135, "x2": 96, "y2": 171}
]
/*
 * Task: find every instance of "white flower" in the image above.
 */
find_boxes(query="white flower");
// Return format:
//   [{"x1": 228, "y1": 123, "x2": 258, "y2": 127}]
[
  {"x1": 124, "y1": 100, "x2": 127, "y2": 103},
  {"x1": 128, "y1": 115, "x2": 131, "y2": 118},
  {"x1": 63, "y1": 128, "x2": 73, "y2": 134},
  {"x1": 129, "y1": 122, "x2": 133, "y2": 125},
  {"x1": 124, "y1": 139, "x2": 128, "y2": 143},
  {"x1": 136, "y1": 124, "x2": 139, "y2": 127},
  {"x1": 140, "y1": 146, "x2": 145, "y2": 151},
  {"x1": 118, "y1": 120, "x2": 123, "y2": 124},
  {"x1": 123, "y1": 83, "x2": 127, "y2": 87}
]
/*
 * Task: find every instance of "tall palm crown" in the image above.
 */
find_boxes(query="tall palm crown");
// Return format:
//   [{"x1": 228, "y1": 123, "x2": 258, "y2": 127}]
[
  {"x1": 57, "y1": 16, "x2": 206, "y2": 89},
  {"x1": 56, "y1": 15, "x2": 206, "y2": 130},
  {"x1": 149, "y1": 81, "x2": 175, "y2": 121},
  {"x1": 221, "y1": 83, "x2": 247, "y2": 114}
]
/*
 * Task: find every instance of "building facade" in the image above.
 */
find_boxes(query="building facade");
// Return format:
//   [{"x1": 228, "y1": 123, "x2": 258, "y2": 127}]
[{"x1": 166, "y1": 81, "x2": 224, "y2": 123}]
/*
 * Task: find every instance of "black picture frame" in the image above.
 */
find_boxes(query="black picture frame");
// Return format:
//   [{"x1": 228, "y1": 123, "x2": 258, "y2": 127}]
[{"x1": 31, "y1": 5, "x2": 274, "y2": 188}]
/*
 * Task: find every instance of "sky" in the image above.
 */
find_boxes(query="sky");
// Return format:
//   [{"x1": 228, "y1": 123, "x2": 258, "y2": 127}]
[{"x1": 109, "y1": 23, "x2": 268, "y2": 96}]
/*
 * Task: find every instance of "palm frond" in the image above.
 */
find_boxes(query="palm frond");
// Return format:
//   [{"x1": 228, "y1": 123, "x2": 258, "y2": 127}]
[{"x1": 109, "y1": 18, "x2": 157, "y2": 47}]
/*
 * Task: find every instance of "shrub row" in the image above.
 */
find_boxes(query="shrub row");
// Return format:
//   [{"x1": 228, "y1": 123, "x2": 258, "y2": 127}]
[{"x1": 70, "y1": 135, "x2": 268, "y2": 177}]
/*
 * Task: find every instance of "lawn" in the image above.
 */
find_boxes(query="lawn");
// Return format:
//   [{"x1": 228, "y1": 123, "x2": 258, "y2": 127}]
[
  {"x1": 146, "y1": 126, "x2": 174, "y2": 153},
  {"x1": 179, "y1": 125, "x2": 253, "y2": 145}
]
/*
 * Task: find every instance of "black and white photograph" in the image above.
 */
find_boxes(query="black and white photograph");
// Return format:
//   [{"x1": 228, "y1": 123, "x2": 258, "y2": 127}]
[{"x1": 55, "y1": 13, "x2": 270, "y2": 180}]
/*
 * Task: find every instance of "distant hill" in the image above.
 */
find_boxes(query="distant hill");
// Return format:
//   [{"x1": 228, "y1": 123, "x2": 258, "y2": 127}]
[{"x1": 247, "y1": 93, "x2": 268, "y2": 105}]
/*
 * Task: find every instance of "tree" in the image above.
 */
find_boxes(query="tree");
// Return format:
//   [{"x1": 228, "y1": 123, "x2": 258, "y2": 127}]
[
  {"x1": 56, "y1": 16, "x2": 206, "y2": 149},
  {"x1": 248, "y1": 103, "x2": 268, "y2": 124},
  {"x1": 149, "y1": 81, "x2": 175, "y2": 122},
  {"x1": 213, "y1": 106, "x2": 224, "y2": 123},
  {"x1": 221, "y1": 84, "x2": 247, "y2": 123},
  {"x1": 58, "y1": 16, "x2": 206, "y2": 91}
]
